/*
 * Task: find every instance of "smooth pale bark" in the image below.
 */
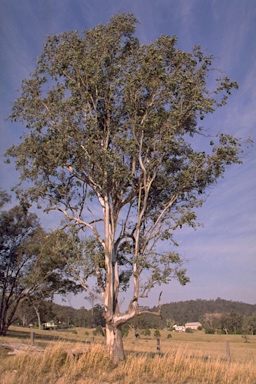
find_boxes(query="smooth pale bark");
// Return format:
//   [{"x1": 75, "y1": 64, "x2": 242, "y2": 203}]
[
  {"x1": 104, "y1": 248, "x2": 126, "y2": 364},
  {"x1": 33, "y1": 305, "x2": 41, "y2": 329},
  {"x1": 105, "y1": 324, "x2": 125, "y2": 365}
]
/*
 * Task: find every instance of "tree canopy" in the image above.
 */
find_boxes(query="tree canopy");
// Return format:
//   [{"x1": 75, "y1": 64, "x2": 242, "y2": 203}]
[{"x1": 6, "y1": 13, "x2": 242, "y2": 363}]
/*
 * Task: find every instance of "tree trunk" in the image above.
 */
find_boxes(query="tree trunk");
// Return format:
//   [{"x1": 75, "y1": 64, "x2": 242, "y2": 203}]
[
  {"x1": 0, "y1": 319, "x2": 8, "y2": 336},
  {"x1": 33, "y1": 305, "x2": 41, "y2": 329},
  {"x1": 105, "y1": 323, "x2": 125, "y2": 365}
]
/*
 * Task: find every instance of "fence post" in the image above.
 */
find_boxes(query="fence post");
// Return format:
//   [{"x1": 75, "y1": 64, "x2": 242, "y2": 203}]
[
  {"x1": 226, "y1": 341, "x2": 231, "y2": 364},
  {"x1": 156, "y1": 338, "x2": 161, "y2": 354}
]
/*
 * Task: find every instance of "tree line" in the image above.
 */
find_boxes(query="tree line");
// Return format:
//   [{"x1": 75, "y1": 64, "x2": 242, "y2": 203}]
[
  {"x1": 12, "y1": 292, "x2": 256, "y2": 336},
  {"x1": 12, "y1": 300, "x2": 105, "y2": 330},
  {"x1": 161, "y1": 298, "x2": 256, "y2": 335},
  {"x1": 160, "y1": 298, "x2": 256, "y2": 324}
]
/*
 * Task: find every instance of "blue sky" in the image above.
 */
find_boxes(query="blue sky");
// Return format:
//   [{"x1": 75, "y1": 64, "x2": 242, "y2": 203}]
[{"x1": 0, "y1": 0, "x2": 255, "y2": 308}]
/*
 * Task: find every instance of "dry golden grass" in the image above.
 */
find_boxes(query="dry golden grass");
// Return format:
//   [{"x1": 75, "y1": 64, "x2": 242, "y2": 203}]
[{"x1": 0, "y1": 327, "x2": 255, "y2": 383}]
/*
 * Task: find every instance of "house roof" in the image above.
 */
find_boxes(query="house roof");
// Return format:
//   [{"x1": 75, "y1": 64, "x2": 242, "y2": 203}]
[{"x1": 185, "y1": 322, "x2": 201, "y2": 326}]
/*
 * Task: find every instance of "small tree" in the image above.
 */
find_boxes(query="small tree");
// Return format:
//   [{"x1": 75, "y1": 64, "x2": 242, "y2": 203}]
[
  {"x1": 202, "y1": 313, "x2": 222, "y2": 333},
  {"x1": 242, "y1": 313, "x2": 256, "y2": 335},
  {"x1": 0, "y1": 196, "x2": 78, "y2": 335},
  {"x1": 6, "y1": 14, "x2": 242, "y2": 363},
  {"x1": 154, "y1": 329, "x2": 161, "y2": 338},
  {"x1": 220, "y1": 311, "x2": 243, "y2": 334},
  {"x1": 93, "y1": 325, "x2": 105, "y2": 336},
  {"x1": 0, "y1": 199, "x2": 41, "y2": 335},
  {"x1": 15, "y1": 299, "x2": 36, "y2": 327},
  {"x1": 143, "y1": 328, "x2": 151, "y2": 337}
]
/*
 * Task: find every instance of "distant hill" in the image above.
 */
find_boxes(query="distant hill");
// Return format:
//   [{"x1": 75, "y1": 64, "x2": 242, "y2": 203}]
[
  {"x1": 156, "y1": 298, "x2": 256, "y2": 324},
  {"x1": 41, "y1": 297, "x2": 256, "y2": 328}
]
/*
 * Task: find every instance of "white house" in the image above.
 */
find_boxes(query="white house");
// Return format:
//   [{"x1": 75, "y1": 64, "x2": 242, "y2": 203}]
[
  {"x1": 43, "y1": 321, "x2": 57, "y2": 330},
  {"x1": 173, "y1": 324, "x2": 186, "y2": 332}
]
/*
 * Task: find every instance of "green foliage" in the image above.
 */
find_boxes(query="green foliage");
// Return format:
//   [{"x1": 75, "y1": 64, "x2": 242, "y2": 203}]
[
  {"x1": 93, "y1": 325, "x2": 105, "y2": 336},
  {"x1": 91, "y1": 304, "x2": 106, "y2": 327},
  {"x1": 167, "y1": 333, "x2": 172, "y2": 339},
  {"x1": 205, "y1": 328, "x2": 215, "y2": 334},
  {"x1": 0, "y1": 200, "x2": 41, "y2": 335},
  {"x1": 160, "y1": 298, "x2": 256, "y2": 326},
  {"x1": 242, "y1": 313, "x2": 256, "y2": 335},
  {"x1": 154, "y1": 329, "x2": 161, "y2": 338},
  {"x1": 10, "y1": 298, "x2": 256, "y2": 333},
  {"x1": 0, "y1": 189, "x2": 11, "y2": 208},
  {"x1": 121, "y1": 324, "x2": 130, "y2": 337},
  {"x1": 185, "y1": 327, "x2": 193, "y2": 333},
  {"x1": 142, "y1": 328, "x2": 151, "y2": 337},
  {"x1": 220, "y1": 311, "x2": 243, "y2": 334},
  {"x1": 0, "y1": 197, "x2": 80, "y2": 335}
]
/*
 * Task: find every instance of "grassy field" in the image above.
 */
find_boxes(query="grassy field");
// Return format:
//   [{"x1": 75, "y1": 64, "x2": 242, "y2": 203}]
[{"x1": 0, "y1": 326, "x2": 255, "y2": 383}]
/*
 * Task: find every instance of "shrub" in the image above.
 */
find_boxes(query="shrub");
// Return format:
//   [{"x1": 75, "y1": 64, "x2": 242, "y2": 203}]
[
  {"x1": 205, "y1": 328, "x2": 215, "y2": 334},
  {"x1": 154, "y1": 330, "x2": 161, "y2": 338},
  {"x1": 242, "y1": 334, "x2": 249, "y2": 343},
  {"x1": 93, "y1": 325, "x2": 105, "y2": 336},
  {"x1": 142, "y1": 328, "x2": 151, "y2": 337},
  {"x1": 121, "y1": 324, "x2": 129, "y2": 337}
]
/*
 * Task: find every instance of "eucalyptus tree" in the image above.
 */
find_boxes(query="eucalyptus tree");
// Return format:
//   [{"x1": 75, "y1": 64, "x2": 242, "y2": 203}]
[{"x1": 6, "y1": 14, "x2": 242, "y2": 363}]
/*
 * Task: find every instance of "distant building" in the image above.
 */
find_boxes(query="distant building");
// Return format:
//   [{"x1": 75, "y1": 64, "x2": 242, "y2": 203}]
[
  {"x1": 43, "y1": 321, "x2": 57, "y2": 330},
  {"x1": 173, "y1": 324, "x2": 186, "y2": 332},
  {"x1": 185, "y1": 322, "x2": 202, "y2": 330}
]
